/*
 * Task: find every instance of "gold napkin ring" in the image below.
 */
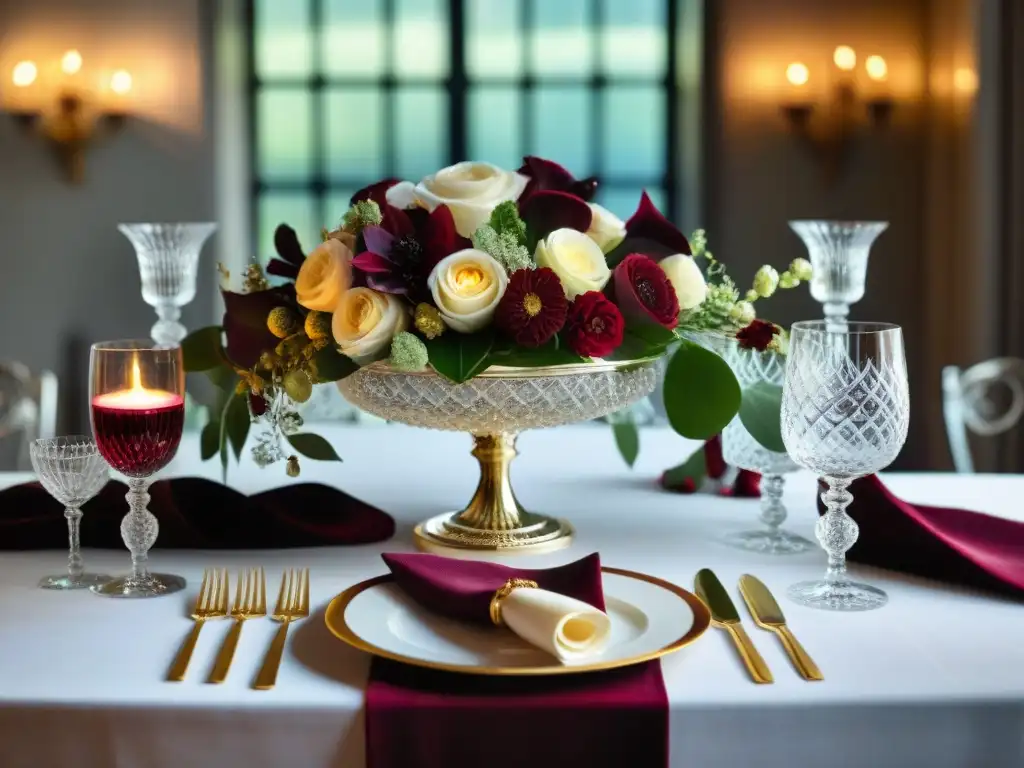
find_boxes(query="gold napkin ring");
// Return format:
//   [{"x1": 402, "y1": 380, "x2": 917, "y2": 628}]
[{"x1": 489, "y1": 578, "x2": 538, "y2": 626}]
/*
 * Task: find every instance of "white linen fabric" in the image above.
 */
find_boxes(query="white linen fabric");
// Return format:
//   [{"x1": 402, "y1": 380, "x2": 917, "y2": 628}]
[
  {"x1": 500, "y1": 587, "x2": 611, "y2": 663},
  {"x1": 0, "y1": 425, "x2": 1022, "y2": 768}
]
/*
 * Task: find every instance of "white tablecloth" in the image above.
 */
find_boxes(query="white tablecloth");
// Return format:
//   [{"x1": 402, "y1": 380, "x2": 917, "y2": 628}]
[{"x1": 0, "y1": 424, "x2": 1023, "y2": 768}]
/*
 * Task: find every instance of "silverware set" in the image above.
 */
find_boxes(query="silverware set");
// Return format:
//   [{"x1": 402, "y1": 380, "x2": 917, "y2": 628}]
[
  {"x1": 168, "y1": 567, "x2": 309, "y2": 689},
  {"x1": 695, "y1": 568, "x2": 822, "y2": 684}
]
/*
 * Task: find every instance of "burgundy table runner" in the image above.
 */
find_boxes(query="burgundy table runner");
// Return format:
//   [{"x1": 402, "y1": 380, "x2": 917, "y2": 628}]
[
  {"x1": 0, "y1": 478, "x2": 394, "y2": 549},
  {"x1": 365, "y1": 553, "x2": 669, "y2": 768},
  {"x1": 818, "y1": 474, "x2": 1024, "y2": 598}
]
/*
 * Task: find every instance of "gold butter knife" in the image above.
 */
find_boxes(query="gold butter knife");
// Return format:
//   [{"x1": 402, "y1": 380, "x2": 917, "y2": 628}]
[
  {"x1": 695, "y1": 568, "x2": 773, "y2": 684},
  {"x1": 739, "y1": 574, "x2": 823, "y2": 681}
]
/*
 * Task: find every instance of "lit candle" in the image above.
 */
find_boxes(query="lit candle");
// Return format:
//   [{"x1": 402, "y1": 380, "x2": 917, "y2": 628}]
[
  {"x1": 92, "y1": 355, "x2": 182, "y2": 410},
  {"x1": 833, "y1": 46, "x2": 857, "y2": 73},
  {"x1": 110, "y1": 69, "x2": 132, "y2": 96},
  {"x1": 61, "y1": 50, "x2": 83, "y2": 76},
  {"x1": 9, "y1": 60, "x2": 37, "y2": 112}
]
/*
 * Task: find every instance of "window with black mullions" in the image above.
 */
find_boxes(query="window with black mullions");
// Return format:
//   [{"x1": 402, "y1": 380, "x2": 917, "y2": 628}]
[{"x1": 251, "y1": 0, "x2": 682, "y2": 264}]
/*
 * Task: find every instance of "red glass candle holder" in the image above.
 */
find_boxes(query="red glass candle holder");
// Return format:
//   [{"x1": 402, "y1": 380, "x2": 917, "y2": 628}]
[{"x1": 89, "y1": 340, "x2": 186, "y2": 598}]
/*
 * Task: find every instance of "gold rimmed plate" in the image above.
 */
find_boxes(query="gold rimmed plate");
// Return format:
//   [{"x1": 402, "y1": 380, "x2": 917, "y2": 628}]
[{"x1": 324, "y1": 567, "x2": 710, "y2": 676}]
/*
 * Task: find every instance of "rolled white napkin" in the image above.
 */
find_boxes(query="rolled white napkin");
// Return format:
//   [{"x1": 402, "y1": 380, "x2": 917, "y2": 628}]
[{"x1": 499, "y1": 587, "x2": 612, "y2": 663}]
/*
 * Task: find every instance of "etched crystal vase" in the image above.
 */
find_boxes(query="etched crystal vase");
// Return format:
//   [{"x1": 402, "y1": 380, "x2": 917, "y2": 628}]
[
  {"x1": 789, "y1": 220, "x2": 887, "y2": 328},
  {"x1": 338, "y1": 359, "x2": 659, "y2": 555},
  {"x1": 119, "y1": 223, "x2": 217, "y2": 345}
]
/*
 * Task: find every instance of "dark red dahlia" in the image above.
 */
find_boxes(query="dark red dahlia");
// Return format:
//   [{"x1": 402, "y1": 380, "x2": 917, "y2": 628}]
[
  {"x1": 736, "y1": 319, "x2": 778, "y2": 351},
  {"x1": 518, "y1": 156, "x2": 598, "y2": 203},
  {"x1": 266, "y1": 225, "x2": 306, "y2": 280},
  {"x1": 610, "y1": 254, "x2": 680, "y2": 329},
  {"x1": 564, "y1": 291, "x2": 624, "y2": 358},
  {"x1": 494, "y1": 268, "x2": 568, "y2": 348}
]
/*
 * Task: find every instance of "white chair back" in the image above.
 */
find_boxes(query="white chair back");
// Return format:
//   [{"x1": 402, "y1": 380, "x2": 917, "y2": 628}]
[
  {"x1": 0, "y1": 362, "x2": 58, "y2": 471},
  {"x1": 942, "y1": 358, "x2": 1024, "y2": 473}
]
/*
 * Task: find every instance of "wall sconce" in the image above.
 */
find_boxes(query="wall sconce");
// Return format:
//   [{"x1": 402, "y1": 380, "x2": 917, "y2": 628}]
[
  {"x1": 780, "y1": 46, "x2": 895, "y2": 180},
  {"x1": 4, "y1": 51, "x2": 133, "y2": 184}
]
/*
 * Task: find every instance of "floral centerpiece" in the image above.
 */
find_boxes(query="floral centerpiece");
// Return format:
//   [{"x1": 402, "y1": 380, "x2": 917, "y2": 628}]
[{"x1": 183, "y1": 157, "x2": 806, "y2": 553}]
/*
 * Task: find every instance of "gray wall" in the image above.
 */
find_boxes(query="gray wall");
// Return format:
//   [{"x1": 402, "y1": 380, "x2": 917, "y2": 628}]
[{"x1": 0, "y1": 0, "x2": 217, "y2": 433}]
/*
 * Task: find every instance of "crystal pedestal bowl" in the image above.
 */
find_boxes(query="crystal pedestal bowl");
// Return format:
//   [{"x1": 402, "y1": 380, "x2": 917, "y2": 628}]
[{"x1": 338, "y1": 359, "x2": 659, "y2": 556}]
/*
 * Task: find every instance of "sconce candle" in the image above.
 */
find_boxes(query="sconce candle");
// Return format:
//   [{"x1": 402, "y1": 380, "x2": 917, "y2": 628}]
[
  {"x1": 61, "y1": 50, "x2": 83, "y2": 76},
  {"x1": 833, "y1": 45, "x2": 857, "y2": 73}
]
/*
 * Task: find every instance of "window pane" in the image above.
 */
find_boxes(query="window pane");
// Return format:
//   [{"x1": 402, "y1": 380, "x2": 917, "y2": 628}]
[
  {"x1": 257, "y1": 89, "x2": 313, "y2": 181},
  {"x1": 603, "y1": 86, "x2": 664, "y2": 178},
  {"x1": 601, "y1": 0, "x2": 666, "y2": 77},
  {"x1": 325, "y1": 190, "x2": 358, "y2": 231},
  {"x1": 596, "y1": 186, "x2": 666, "y2": 221},
  {"x1": 467, "y1": 0, "x2": 522, "y2": 79},
  {"x1": 531, "y1": 87, "x2": 590, "y2": 176},
  {"x1": 394, "y1": 0, "x2": 449, "y2": 78},
  {"x1": 325, "y1": 88, "x2": 384, "y2": 180},
  {"x1": 529, "y1": 0, "x2": 593, "y2": 77},
  {"x1": 255, "y1": 0, "x2": 312, "y2": 78},
  {"x1": 258, "y1": 193, "x2": 318, "y2": 266},
  {"x1": 469, "y1": 87, "x2": 522, "y2": 169},
  {"x1": 395, "y1": 88, "x2": 447, "y2": 180},
  {"x1": 323, "y1": 0, "x2": 385, "y2": 77}
]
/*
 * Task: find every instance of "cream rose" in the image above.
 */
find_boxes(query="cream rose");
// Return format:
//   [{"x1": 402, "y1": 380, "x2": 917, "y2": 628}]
[
  {"x1": 535, "y1": 228, "x2": 611, "y2": 299},
  {"x1": 659, "y1": 253, "x2": 707, "y2": 311},
  {"x1": 427, "y1": 249, "x2": 508, "y2": 333},
  {"x1": 413, "y1": 162, "x2": 529, "y2": 238},
  {"x1": 585, "y1": 203, "x2": 627, "y2": 253},
  {"x1": 331, "y1": 288, "x2": 408, "y2": 364},
  {"x1": 295, "y1": 239, "x2": 353, "y2": 312}
]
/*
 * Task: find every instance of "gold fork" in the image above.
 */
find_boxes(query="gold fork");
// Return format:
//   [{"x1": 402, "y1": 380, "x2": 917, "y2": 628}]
[
  {"x1": 253, "y1": 568, "x2": 310, "y2": 690},
  {"x1": 207, "y1": 567, "x2": 266, "y2": 684},
  {"x1": 167, "y1": 568, "x2": 228, "y2": 682}
]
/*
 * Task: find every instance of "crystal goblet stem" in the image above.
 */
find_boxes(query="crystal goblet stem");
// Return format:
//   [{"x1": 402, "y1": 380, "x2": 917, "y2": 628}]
[
  {"x1": 122, "y1": 478, "x2": 160, "y2": 590},
  {"x1": 65, "y1": 506, "x2": 84, "y2": 582}
]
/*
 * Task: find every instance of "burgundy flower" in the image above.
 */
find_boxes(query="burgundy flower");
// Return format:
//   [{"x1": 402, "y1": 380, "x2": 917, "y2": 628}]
[
  {"x1": 609, "y1": 254, "x2": 680, "y2": 329},
  {"x1": 606, "y1": 192, "x2": 692, "y2": 266},
  {"x1": 519, "y1": 190, "x2": 593, "y2": 241},
  {"x1": 736, "y1": 319, "x2": 778, "y2": 351},
  {"x1": 518, "y1": 156, "x2": 599, "y2": 203},
  {"x1": 266, "y1": 225, "x2": 306, "y2": 280},
  {"x1": 350, "y1": 178, "x2": 402, "y2": 209},
  {"x1": 221, "y1": 285, "x2": 296, "y2": 369},
  {"x1": 352, "y1": 205, "x2": 468, "y2": 299},
  {"x1": 564, "y1": 291, "x2": 624, "y2": 358},
  {"x1": 494, "y1": 268, "x2": 568, "y2": 348},
  {"x1": 248, "y1": 392, "x2": 268, "y2": 417}
]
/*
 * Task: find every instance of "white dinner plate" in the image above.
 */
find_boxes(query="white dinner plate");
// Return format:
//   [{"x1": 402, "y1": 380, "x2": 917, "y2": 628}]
[{"x1": 324, "y1": 566, "x2": 710, "y2": 675}]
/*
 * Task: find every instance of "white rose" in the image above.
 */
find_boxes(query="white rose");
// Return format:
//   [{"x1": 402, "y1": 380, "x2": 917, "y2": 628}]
[
  {"x1": 427, "y1": 249, "x2": 508, "y2": 333},
  {"x1": 585, "y1": 203, "x2": 626, "y2": 253},
  {"x1": 659, "y1": 253, "x2": 707, "y2": 311},
  {"x1": 295, "y1": 239, "x2": 353, "y2": 312},
  {"x1": 413, "y1": 161, "x2": 529, "y2": 238},
  {"x1": 385, "y1": 180, "x2": 419, "y2": 210},
  {"x1": 331, "y1": 288, "x2": 409, "y2": 364},
  {"x1": 535, "y1": 228, "x2": 611, "y2": 300}
]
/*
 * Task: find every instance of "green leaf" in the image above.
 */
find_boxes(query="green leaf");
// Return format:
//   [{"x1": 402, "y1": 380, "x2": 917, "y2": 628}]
[
  {"x1": 489, "y1": 200, "x2": 527, "y2": 246},
  {"x1": 488, "y1": 335, "x2": 586, "y2": 368},
  {"x1": 311, "y1": 344, "x2": 359, "y2": 382},
  {"x1": 738, "y1": 381, "x2": 786, "y2": 453},
  {"x1": 285, "y1": 432, "x2": 343, "y2": 462},
  {"x1": 181, "y1": 326, "x2": 225, "y2": 372},
  {"x1": 223, "y1": 392, "x2": 251, "y2": 461},
  {"x1": 663, "y1": 339, "x2": 741, "y2": 439},
  {"x1": 606, "y1": 324, "x2": 677, "y2": 361},
  {"x1": 200, "y1": 419, "x2": 220, "y2": 461},
  {"x1": 424, "y1": 330, "x2": 495, "y2": 383},
  {"x1": 661, "y1": 447, "x2": 707, "y2": 490},
  {"x1": 612, "y1": 418, "x2": 640, "y2": 468}
]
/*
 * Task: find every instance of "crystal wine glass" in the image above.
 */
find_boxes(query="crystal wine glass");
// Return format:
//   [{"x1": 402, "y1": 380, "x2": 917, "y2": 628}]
[
  {"x1": 29, "y1": 436, "x2": 111, "y2": 589},
  {"x1": 119, "y1": 223, "x2": 217, "y2": 346},
  {"x1": 89, "y1": 340, "x2": 186, "y2": 598},
  {"x1": 789, "y1": 221, "x2": 887, "y2": 329},
  {"x1": 721, "y1": 340, "x2": 812, "y2": 554},
  {"x1": 781, "y1": 321, "x2": 910, "y2": 611}
]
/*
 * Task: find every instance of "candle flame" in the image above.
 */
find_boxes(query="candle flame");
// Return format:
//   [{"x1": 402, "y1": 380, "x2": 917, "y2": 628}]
[
  {"x1": 91, "y1": 352, "x2": 180, "y2": 410},
  {"x1": 131, "y1": 355, "x2": 144, "y2": 391}
]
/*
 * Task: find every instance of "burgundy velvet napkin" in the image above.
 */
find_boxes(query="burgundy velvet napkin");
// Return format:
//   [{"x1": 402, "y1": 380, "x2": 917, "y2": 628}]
[
  {"x1": 0, "y1": 478, "x2": 394, "y2": 549},
  {"x1": 817, "y1": 474, "x2": 1024, "y2": 598},
  {"x1": 366, "y1": 553, "x2": 668, "y2": 768}
]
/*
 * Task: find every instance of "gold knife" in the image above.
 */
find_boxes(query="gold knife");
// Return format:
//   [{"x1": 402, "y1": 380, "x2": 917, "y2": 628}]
[
  {"x1": 694, "y1": 568, "x2": 773, "y2": 684},
  {"x1": 739, "y1": 574, "x2": 823, "y2": 681}
]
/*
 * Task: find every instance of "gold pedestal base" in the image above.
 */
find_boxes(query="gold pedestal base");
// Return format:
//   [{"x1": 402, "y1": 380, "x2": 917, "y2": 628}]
[{"x1": 412, "y1": 433, "x2": 575, "y2": 556}]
